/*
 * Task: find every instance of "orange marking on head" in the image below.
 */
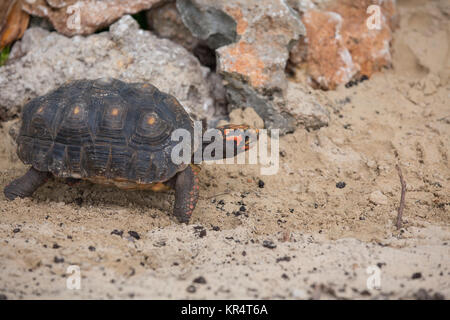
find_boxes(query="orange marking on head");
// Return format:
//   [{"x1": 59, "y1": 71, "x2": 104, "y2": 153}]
[
  {"x1": 73, "y1": 106, "x2": 81, "y2": 114},
  {"x1": 226, "y1": 134, "x2": 243, "y2": 146},
  {"x1": 111, "y1": 108, "x2": 119, "y2": 116},
  {"x1": 37, "y1": 106, "x2": 44, "y2": 113}
]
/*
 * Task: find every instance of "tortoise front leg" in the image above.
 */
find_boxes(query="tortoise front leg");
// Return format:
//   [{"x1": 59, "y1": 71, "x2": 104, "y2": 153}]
[
  {"x1": 173, "y1": 165, "x2": 200, "y2": 223},
  {"x1": 4, "y1": 167, "x2": 50, "y2": 200}
]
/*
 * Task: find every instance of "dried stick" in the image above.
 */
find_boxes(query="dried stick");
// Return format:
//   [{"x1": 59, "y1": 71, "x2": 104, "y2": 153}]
[{"x1": 395, "y1": 164, "x2": 406, "y2": 229}]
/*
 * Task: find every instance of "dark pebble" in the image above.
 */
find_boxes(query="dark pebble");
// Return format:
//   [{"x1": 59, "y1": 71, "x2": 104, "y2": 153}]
[
  {"x1": 13, "y1": 228, "x2": 20, "y2": 233},
  {"x1": 52, "y1": 243, "x2": 61, "y2": 249},
  {"x1": 360, "y1": 290, "x2": 371, "y2": 296},
  {"x1": 336, "y1": 181, "x2": 346, "y2": 189},
  {"x1": 88, "y1": 246, "x2": 96, "y2": 252},
  {"x1": 111, "y1": 230, "x2": 123, "y2": 237},
  {"x1": 54, "y1": 256, "x2": 64, "y2": 264},
  {"x1": 262, "y1": 240, "x2": 277, "y2": 249},
  {"x1": 128, "y1": 231, "x2": 140, "y2": 240},
  {"x1": 193, "y1": 276, "x2": 207, "y2": 284},
  {"x1": 412, "y1": 272, "x2": 422, "y2": 279},
  {"x1": 258, "y1": 180, "x2": 265, "y2": 188},
  {"x1": 276, "y1": 256, "x2": 291, "y2": 263},
  {"x1": 199, "y1": 230, "x2": 207, "y2": 238},
  {"x1": 239, "y1": 205, "x2": 246, "y2": 212},
  {"x1": 186, "y1": 285, "x2": 196, "y2": 293}
]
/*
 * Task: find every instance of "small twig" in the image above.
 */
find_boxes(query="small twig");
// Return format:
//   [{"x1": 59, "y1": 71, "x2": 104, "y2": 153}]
[
  {"x1": 395, "y1": 164, "x2": 407, "y2": 230},
  {"x1": 204, "y1": 191, "x2": 231, "y2": 200}
]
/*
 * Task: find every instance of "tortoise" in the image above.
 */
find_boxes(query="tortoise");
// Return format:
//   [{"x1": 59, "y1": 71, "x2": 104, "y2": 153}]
[{"x1": 3, "y1": 78, "x2": 257, "y2": 223}]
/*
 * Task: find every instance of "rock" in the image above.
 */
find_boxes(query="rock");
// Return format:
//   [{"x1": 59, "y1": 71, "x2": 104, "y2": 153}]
[
  {"x1": 285, "y1": 81, "x2": 331, "y2": 130},
  {"x1": 0, "y1": 15, "x2": 214, "y2": 122},
  {"x1": 22, "y1": 0, "x2": 163, "y2": 36},
  {"x1": 301, "y1": 9, "x2": 359, "y2": 90},
  {"x1": 146, "y1": 2, "x2": 199, "y2": 52},
  {"x1": 369, "y1": 190, "x2": 388, "y2": 205},
  {"x1": 146, "y1": 2, "x2": 216, "y2": 68},
  {"x1": 176, "y1": 0, "x2": 237, "y2": 50},
  {"x1": 176, "y1": 0, "x2": 306, "y2": 133},
  {"x1": 290, "y1": 0, "x2": 397, "y2": 89},
  {"x1": 328, "y1": 0, "x2": 396, "y2": 78},
  {"x1": 205, "y1": 72, "x2": 228, "y2": 123},
  {"x1": 287, "y1": 0, "x2": 331, "y2": 13}
]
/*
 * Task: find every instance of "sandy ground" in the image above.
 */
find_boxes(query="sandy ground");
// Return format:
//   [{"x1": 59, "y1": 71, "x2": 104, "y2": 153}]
[{"x1": 0, "y1": 1, "x2": 449, "y2": 299}]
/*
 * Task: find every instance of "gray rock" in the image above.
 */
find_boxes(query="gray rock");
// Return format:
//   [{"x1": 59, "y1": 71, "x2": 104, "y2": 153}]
[
  {"x1": 176, "y1": 0, "x2": 307, "y2": 133},
  {"x1": 225, "y1": 78, "x2": 296, "y2": 134},
  {"x1": 0, "y1": 15, "x2": 215, "y2": 123},
  {"x1": 146, "y1": 2, "x2": 217, "y2": 68},
  {"x1": 146, "y1": 2, "x2": 199, "y2": 52},
  {"x1": 176, "y1": 0, "x2": 237, "y2": 50}
]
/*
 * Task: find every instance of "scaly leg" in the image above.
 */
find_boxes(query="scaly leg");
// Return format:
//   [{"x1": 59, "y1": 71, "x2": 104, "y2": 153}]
[
  {"x1": 4, "y1": 167, "x2": 49, "y2": 200},
  {"x1": 173, "y1": 165, "x2": 200, "y2": 223}
]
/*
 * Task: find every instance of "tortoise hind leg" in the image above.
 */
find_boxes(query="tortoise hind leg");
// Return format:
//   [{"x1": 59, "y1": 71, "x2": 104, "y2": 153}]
[
  {"x1": 4, "y1": 167, "x2": 50, "y2": 200},
  {"x1": 173, "y1": 165, "x2": 200, "y2": 223}
]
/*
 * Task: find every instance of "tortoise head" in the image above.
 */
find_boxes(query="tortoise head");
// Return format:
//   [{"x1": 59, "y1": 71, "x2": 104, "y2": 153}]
[{"x1": 209, "y1": 124, "x2": 259, "y2": 160}]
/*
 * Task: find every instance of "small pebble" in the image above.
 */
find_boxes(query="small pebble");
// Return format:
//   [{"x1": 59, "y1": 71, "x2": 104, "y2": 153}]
[
  {"x1": 193, "y1": 276, "x2": 207, "y2": 284},
  {"x1": 336, "y1": 181, "x2": 346, "y2": 189},
  {"x1": 128, "y1": 231, "x2": 140, "y2": 240},
  {"x1": 258, "y1": 179, "x2": 265, "y2": 188},
  {"x1": 412, "y1": 272, "x2": 422, "y2": 279},
  {"x1": 54, "y1": 256, "x2": 64, "y2": 264},
  {"x1": 111, "y1": 230, "x2": 123, "y2": 237},
  {"x1": 262, "y1": 240, "x2": 277, "y2": 249},
  {"x1": 186, "y1": 285, "x2": 196, "y2": 293},
  {"x1": 276, "y1": 256, "x2": 291, "y2": 263}
]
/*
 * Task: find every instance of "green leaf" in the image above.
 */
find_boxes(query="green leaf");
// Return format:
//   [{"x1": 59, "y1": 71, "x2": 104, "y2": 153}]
[{"x1": 0, "y1": 46, "x2": 10, "y2": 67}]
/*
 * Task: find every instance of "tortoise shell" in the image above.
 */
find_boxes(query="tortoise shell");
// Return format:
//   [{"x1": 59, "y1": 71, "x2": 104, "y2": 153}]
[{"x1": 16, "y1": 78, "x2": 195, "y2": 185}]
